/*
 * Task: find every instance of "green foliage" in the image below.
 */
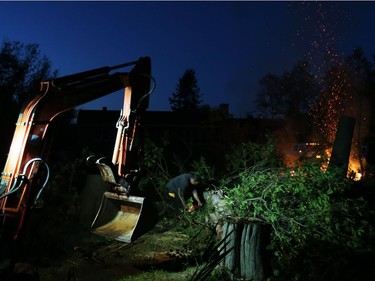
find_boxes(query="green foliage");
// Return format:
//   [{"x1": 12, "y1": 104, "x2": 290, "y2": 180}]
[
  {"x1": 225, "y1": 135, "x2": 281, "y2": 172},
  {"x1": 139, "y1": 138, "x2": 172, "y2": 200},
  {"x1": 119, "y1": 270, "x2": 195, "y2": 281},
  {"x1": 138, "y1": 135, "x2": 373, "y2": 279},
  {"x1": 217, "y1": 139, "x2": 375, "y2": 278},
  {"x1": 140, "y1": 138, "x2": 216, "y2": 202},
  {"x1": 191, "y1": 157, "x2": 215, "y2": 183}
]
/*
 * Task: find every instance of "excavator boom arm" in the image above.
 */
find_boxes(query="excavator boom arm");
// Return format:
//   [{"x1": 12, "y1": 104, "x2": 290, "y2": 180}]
[{"x1": 0, "y1": 57, "x2": 152, "y2": 241}]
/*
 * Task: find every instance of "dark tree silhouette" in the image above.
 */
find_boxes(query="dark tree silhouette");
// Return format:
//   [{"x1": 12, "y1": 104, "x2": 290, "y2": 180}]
[
  {"x1": 169, "y1": 68, "x2": 202, "y2": 111},
  {"x1": 282, "y1": 61, "x2": 317, "y2": 118},
  {"x1": 256, "y1": 61, "x2": 318, "y2": 119},
  {"x1": 0, "y1": 40, "x2": 56, "y2": 167},
  {"x1": 308, "y1": 48, "x2": 375, "y2": 146},
  {"x1": 0, "y1": 40, "x2": 56, "y2": 107},
  {"x1": 256, "y1": 73, "x2": 283, "y2": 119}
]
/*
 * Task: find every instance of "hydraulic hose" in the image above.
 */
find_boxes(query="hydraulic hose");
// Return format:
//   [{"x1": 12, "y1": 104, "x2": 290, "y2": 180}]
[{"x1": 0, "y1": 158, "x2": 50, "y2": 204}]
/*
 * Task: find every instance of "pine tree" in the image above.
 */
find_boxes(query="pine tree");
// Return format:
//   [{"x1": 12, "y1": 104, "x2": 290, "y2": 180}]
[{"x1": 169, "y1": 69, "x2": 202, "y2": 111}]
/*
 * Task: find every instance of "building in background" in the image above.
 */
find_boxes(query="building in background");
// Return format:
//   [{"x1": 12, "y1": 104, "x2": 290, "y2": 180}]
[{"x1": 50, "y1": 105, "x2": 313, "y2": 172}]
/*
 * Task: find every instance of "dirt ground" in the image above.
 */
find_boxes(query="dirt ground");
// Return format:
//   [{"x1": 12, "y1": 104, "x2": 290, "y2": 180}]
[
  {"x1": 1, "y1": 176, "x2": 214, "y2": 281},
  {"x1": 33, "y1": 218, "x2": 206, "y2": 281}
]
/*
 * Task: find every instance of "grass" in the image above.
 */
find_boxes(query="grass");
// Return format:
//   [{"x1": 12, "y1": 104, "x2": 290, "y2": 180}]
[{"x1": 119, "y1": 267, "x2": 199, "y2": 281}]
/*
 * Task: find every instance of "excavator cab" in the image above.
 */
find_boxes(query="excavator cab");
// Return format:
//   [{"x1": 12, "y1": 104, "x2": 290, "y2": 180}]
[{"x1": 0, "y1": 57, "x2": 154, "y2": 243}]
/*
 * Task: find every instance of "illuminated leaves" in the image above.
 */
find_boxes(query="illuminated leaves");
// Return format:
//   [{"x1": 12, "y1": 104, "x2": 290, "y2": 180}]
[{"x1": 218, "y1": 139, "x2": 374, "y2": 276}]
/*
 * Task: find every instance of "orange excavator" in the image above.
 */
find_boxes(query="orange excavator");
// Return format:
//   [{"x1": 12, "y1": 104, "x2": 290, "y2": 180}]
[{"x1": 0, "y1": 57, "x2": 154, "y2": 244}]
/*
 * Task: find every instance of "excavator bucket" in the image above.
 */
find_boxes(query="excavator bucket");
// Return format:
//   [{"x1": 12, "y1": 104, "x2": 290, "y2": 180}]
[
  {"x1": 91, "y1": 191, "x2": 145, "y2": 243},
  {"x1": 90, "y1": 160, "x2": 147, "y2": 243},
  {"x1": 90, "y1": 56, "x2": 155, "y2": 243}
]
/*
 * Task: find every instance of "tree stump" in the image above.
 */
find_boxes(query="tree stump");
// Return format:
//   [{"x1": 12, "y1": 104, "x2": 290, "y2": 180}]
[
  {"x1": 220, "y1": 222, "x2": 264, "y2": 281},
  {"x1": 220, "y1": 222, "x2": 236, "y2": 271}
]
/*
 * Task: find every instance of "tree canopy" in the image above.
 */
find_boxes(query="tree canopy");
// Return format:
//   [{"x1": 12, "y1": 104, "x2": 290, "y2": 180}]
[
  {"x1": 255, "y1": 61, "x2": 318, "y2": 119},
  {"x1": 255, "y1": 48, "x2": 375, "y2": 149},
  {"x1": 0, "y1": 39, "x2": 56, "y2": 167},
  {"x1": 0, "y1": 40, "x2": 56, "y2": 107}
]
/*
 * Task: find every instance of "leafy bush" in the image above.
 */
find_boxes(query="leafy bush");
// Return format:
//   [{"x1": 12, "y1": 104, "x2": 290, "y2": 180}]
[
  {"x1": 138, "y1": 136, "x2": 375, "y2": 280},
  {"x1": 216, "y1": 138, "x2": 375, "y2": 278}
]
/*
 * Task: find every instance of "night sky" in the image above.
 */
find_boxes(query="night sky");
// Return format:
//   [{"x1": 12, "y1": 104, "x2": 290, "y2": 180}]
[{"x1": 1, "y1": 1, "x2": 375, "y2": 117}]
